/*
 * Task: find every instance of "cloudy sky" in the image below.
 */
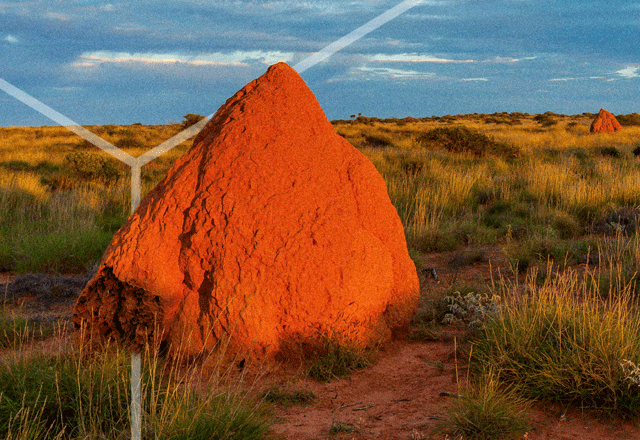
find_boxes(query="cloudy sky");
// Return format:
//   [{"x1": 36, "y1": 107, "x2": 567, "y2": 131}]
[{"x1": 1, "y1": 0, "x2": 639, "y2": 126}]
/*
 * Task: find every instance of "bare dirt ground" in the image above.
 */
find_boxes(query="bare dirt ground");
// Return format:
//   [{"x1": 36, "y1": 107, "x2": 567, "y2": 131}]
[{"x1": 2, "y1": 249, "x2": 639, "y2": 439}]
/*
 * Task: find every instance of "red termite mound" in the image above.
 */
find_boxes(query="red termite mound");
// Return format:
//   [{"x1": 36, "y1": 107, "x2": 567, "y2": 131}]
[
  {"x1": 590, "y1": 108, "x2": 622, "y2": 133},
  {"x1": 73, "y1": 62, "x2": 419, "y2": 359}
]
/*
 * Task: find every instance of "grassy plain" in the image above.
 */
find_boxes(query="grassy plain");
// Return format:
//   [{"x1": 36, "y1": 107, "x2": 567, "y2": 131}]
[{"x1": 2, "y1": 111, "x2": 640, "y2": 438}]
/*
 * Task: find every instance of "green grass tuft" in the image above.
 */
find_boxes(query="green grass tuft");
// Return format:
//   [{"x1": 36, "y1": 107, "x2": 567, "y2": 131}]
[
  {"x1": 444, "y1": 371, "x2": 530, "y2": 440},
  {"x1": 305, "y1": 336, "x2": 372, "y2": 382},
  {"x1": 262, "y1": 385, "x2": 316, "y2": 407}
]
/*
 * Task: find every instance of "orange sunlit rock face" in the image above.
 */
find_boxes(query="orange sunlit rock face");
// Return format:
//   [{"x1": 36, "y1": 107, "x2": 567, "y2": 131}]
[
  {"x1": 73, "y1": 62, "x2": 419, "y2": 359},
  {"x1": 590, "y1": 108, "x2": 622, "y2": 133}
]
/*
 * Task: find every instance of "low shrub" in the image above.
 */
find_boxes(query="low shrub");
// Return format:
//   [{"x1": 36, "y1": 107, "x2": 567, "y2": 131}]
[
  {"x1": 616, "y1": 113, "x2": 640, "y2": 126},
  {"x1": 410, "y1": 292, "x2": 452, "y2": 342},
  {"x1": 0, "y1": 311, "x2": 31, "y2": 349},
  {"x1": 415, "y1": 127, "x2": 519, "y2": 158},
  {"x1": 600, "y1": 146, "x2": 621, "y2": 158},
  {"x1": 180, "y1": 113, "x2": 206, "y2": 129},
  {"x1": 0, "y1": 333, "x2": 273, "y2": 439},
  {"x1": 114, "y1": 136, "x2": 146, "y2": 150},
  {"x1": 533, "y1": 113, "x2": 558, "y2": 127},
  {"x1": 8, "y1": 228, "x2": 113, "y2": 273},
  {"x1": 442, "y1": 291, "x2": 501, "y2": 331},
  {"x1": 364, "y1": 133, "x2": 394, "y2": 148},
  {"x1": 63, "y1": 151, "x2": 122, "y2": 183}
]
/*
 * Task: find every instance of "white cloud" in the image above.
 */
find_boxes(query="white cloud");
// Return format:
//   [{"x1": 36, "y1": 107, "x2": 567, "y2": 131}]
[
  {"x1": 485, "y1": 56, "x2": 537, "y2": 63},
  {"x1": 71, "y1": 50, "x2": 295, "y2": 68},
  {"x1": 548, "y1": 77, "x2": 581, "y2": 82},
  {"x1": 617, "y1": 66, "x2": 639, "y2": 79},
  {"x1": 352, "y1": 66, "x2": 436, "y2": 80},
  {"x1": 460, "y1": 78, "x2": 488, "y2": 82},
  {"x1": 4, "y1": 34, "x2": 19, "y2": 44},
  {"x1": 369, "y1": 53, "x2": 474, "y2": 64},
  {"x1": 52, "y1": 86, "x2": 83, "y2": 92},
  {"x1": 45, "y1": 11, "x2": 71, "y2": 21}
]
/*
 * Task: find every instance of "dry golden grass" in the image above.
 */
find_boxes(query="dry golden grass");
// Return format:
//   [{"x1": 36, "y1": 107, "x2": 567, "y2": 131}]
[{"x1": 2, "y1": 113, "x2": 640, "y2": 269}]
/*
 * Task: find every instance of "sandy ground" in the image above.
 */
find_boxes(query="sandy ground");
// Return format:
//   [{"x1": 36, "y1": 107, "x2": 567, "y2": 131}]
[{"x1": 263, "y1": 336, "x2": 640, "y2": 439}]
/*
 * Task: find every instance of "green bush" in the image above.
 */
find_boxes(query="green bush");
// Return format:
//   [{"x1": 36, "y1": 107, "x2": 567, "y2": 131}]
[
  {"x1": 534, "y1": 113, "x2": 559, "y2": 127},
  {"x1": 262, "y1": 386, "x2": 316, "y2": 407},
  {"x1": 0, "y1": 347, "x2": 130, "y2": 438},
  {"x1": 114, "y1": 136, "x2": 146, "y2": 150},
  {"x1": 410, "y1": 291, "x2": 452, "y2": 342},
  {"x1": 63, "y1": 151, "x2": 122, "y2": 183},
  {"x1": 364, "y1": 133, "x2": 394, "y2": 148},
  {"x1": 9, "y1": 228, "x2": 113, "y2": 273},
  {"x1": 616, "y1": 113, "x2": 640, "y2": 126},
  {"x1": 0, "y1": 339, "x2": 273, "y2": 439},
  {"x1": 600, "y1": 146, "x2": 621, "y2": 158},
  {"x1": 415, "y1": 126, "x2": 519, "y2": 158}
]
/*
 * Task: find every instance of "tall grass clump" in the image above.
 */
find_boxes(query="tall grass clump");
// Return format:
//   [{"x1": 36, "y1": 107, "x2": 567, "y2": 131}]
[
  {"x1": 444, "y1": 371, "x2": 530, "y2": 440},
  {"x1": 472, "y1": 267, "x2": 640, "y2": 418},
  {"x1": 0, "y1": 178, "x2": 118, "y2": 272},
  {"x1": 0, "y1": 326, "x2": 273, "y2": 439},
  {"x1": 0, "y1": 310, "x2": 51, "y2": 350},
  {"x1": 0, "y1": 339, "x2": 131, "y2": 439}
]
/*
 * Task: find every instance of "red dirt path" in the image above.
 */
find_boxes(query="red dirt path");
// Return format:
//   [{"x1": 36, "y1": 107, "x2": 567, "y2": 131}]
[{"x1": 265, "y1": 336, "x2": 639, "y2": 439}]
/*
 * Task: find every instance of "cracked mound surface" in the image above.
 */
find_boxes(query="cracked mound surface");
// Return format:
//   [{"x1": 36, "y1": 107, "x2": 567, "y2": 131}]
[{"x1": 73, "y1": 62, "x2": 419, "y2": 358}]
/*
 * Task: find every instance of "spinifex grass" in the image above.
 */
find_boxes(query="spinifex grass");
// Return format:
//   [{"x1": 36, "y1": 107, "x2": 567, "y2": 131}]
[
  {"x1": 444, "y1": 371, "x2": 530, "y2": 440},
  {"x1": 472, "y1": 268, "x2": 640, "y2": 418},
  {"x1": 262, "y1": 385, "x2": 316, "y2": 407},
  {"x1": 0, "y1": 310, "x2": 53, "y2": 350},
  {"x1": 0, "y1": 184, "x2": 116, "y2": 273},
  {"x1": 0, "y1": 335, "x2": 131, "y2": 439},
  {"x1": 304, "y1": 334, "x2": 373, "y2": 382},
  {"x1": 3, "y1": 115, "x2": 640, "y2": 270},
  {"x1": 0, "y1": 324, "x2": 273, "y2": 439}
]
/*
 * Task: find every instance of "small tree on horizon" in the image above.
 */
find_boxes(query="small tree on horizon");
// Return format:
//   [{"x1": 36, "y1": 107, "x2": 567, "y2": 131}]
[{"x1": 181, "y1": 113, "x2": 206, "y2": 129}]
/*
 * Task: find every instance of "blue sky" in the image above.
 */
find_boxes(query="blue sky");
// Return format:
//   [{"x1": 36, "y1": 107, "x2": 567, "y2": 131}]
[{"x1": 1, "y1": 0, "x2": 639, "y2": 126}]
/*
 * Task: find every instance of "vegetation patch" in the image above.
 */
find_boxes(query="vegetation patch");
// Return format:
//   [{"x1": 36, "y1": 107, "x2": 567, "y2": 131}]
[
  {"x1": 0, "y1": 333, "x2": 273, "y2": 439},
  {"x1": 305, "y1": 335, "x2": 372, "y2": 382},
  {"x1": 415, "y1": 126, "x2": 520, "y2": 158},
  {"x1": 262, "y1": 385, "x2": 316, "y2": 407},
  {"x1": 444, "y1": 372, "x2": 530, "y2": 440},
  {"x1": 472, "y1": 271, "x2": 640, "y2": 418},
  {"x1": 63, "y1": 151, "x2": 123, "y2": 183}
]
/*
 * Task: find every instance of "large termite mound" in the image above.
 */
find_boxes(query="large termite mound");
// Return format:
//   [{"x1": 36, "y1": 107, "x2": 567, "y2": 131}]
[{"x1": 73, "y1": 62, "x2": 419, "y2": 359}]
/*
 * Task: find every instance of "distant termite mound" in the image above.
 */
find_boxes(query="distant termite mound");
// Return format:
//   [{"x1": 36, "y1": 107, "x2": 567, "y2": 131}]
[
  {"x1": 590, "y1": 108, "x2": 622, "y2": 133},
  {"x1": 73, "y1": 62, "x2": 420, "y2": 360}
]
